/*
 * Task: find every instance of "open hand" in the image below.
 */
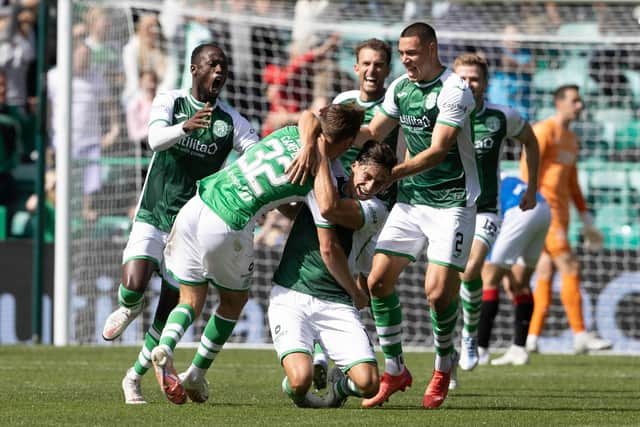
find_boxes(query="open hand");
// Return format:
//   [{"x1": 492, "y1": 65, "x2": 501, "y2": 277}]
[{"x1": 182, "y1": 102, "x2": 213, "y2": 133}]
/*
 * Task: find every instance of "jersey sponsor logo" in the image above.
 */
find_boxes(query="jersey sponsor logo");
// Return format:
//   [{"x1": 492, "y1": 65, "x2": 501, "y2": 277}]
[
  {"x1": 441, "y1": 102, "x2": 468, "y2": 113},
  {"x1": 177, "y1": 136, "x2": 219, "y2": 156},
  {"x1": 475, "y1": 136, "x2": 495, "y2": 151},
  {"x1": 399, "y1": 114, "x2": 432, "y2": 131},
  {"x1": 425, "y1": 92, "x2": 438, "y2": 110},
  {"x1": 485, "y1": 116, "x2": 501, "y2": 132},
  {"x1": 213, "y1": 120, "x2": 231, "y2": 137}
]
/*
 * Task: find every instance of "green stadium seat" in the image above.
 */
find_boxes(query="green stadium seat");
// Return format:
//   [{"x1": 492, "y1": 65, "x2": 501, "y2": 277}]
[
  {"x1": 532, "y1": 56, "x2": 599, "y2": 95},
  {"x1": 10, "y1": 211, "x2": 32, "y2": 238},
  {"x1": 556, "y1": 22, "x2": 600, "y2": 38},
  {"x1": 93, "y1": 215, "x2": 131, "y2": 240},
  {"x1": 623, "y1": 70, "x2": 640, "y2": 104},
  {"x1": 0, "y1": 205, "x2": 6, "y2": 240},
  {"x1": 614, "y1": 120, "x2": 640, "y2": 150}
]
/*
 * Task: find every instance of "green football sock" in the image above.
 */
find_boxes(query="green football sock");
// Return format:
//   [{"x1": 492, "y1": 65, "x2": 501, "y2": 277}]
[
  {"x1": 282, "y1": 376, "x2": 305, "y2": 404},
  {"x1": 191, "y1": 312, "x2": 237, "y2": 370},
  {"x1": 461, "y1": 278, "x2": 483, "y2": 335},
  {"x1": 333, "y1": 376, "x2": 362, "y2": 398},
  {"x1": 370, "y1": 292, "x2": 404, "y2": 374},
  {"x1": 158, "y1": 303, "x2": 195, "y2": 353},
  {"x1": 430, "y1": 300, "x2": 459, "y2": 357},
  {"x1": 133, "y1": 319, "x2": 164, "y2": 376},
  {"x1": 118, "y1": 284, "x2": 144, "y2": 309}
]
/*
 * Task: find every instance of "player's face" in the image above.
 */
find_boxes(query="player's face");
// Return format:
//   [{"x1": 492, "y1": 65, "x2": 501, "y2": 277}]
[
  {"x1": 355, "y1": 47, "x2": 390, "y2": 98},
  {"x1": 454, "y1": 64, "x2": 487, "y2": 105},
  {"x1": 398, "y1": 36, "x2": 435, "y2": 82},
  {"x1": 191, "y1": 47, "x2": 228, "y2": 103},
  {"x1": 350, "y1": 161, "x2": 390, "y2": 200},
  {"x1": 556, "y1": 88, "x2": 583, "y2": 121}
]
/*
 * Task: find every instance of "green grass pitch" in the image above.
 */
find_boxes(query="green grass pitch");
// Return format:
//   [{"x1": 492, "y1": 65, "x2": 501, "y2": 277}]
[{"x1": 2, "y1": 346, "x2": 639, "y2": 426}]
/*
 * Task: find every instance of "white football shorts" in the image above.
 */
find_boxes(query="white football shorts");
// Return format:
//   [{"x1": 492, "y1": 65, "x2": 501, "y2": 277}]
[
  {"x1": 375, "y1": 202, "x2": 476, "y2": 272},
  {"x1": 474, "y1": 212, "x2": 502, "y2": 249},
  {"x1": 164, "y1": 196, "x2": 254, "y2": 291},
  {"x1": 488, "y1": 201, "x2": 551, "y2": 268},
  {"x1": 268, "y1": 285, "x2": 376, "y2": 372}
]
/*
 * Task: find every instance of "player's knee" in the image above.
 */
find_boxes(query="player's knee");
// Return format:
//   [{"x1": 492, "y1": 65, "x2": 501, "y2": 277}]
[
  {"x1": 356, "y1": 371, "x2": 379, "y2": 398},
  {"x1": 218, "y1": 291, "x2": 249, "y2": 317},
  {"x1": 287, "y1": 372, "x2": 312, "y2": 395},
  {"x1": 367, "y1": 277, "x2": 389, "y2": 297}
]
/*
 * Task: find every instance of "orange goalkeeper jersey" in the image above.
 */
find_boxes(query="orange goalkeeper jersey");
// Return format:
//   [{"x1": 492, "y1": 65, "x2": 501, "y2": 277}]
[{"x1": 520, "y1": 117, "x2": 587, "y2": 227}]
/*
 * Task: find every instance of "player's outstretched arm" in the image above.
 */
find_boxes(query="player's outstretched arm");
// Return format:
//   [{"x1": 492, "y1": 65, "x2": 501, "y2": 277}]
[
  {"x1": 356, "y1": 110, "x2": 398, "y2": 148},
  {"x1": 390, "y1": 122, "x2": 457, "y2": 182},
  {"x1": 517, "y1": 122, "x2": 540, "y2": 210}
]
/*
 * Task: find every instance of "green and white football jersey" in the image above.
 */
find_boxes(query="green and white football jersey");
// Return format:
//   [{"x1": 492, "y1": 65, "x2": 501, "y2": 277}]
[
  {"x1": 198, "y1": 126, "x2": 333, "y2": 230},
  {"x1": 273, "y1": 178, "x2": 388, "y2": 306},
  {"x1": 382, "y1": 68, "x2": 478, "y2": 208},
  {"x1": 333, "y1": 90, "x2": 400, "y2": 171},
  {"x1": 135, "y1": 89, "x2": 258, "y2": 232},
  {"x1": 473, "y1": 102, "x2": 526, "y2": 213}
]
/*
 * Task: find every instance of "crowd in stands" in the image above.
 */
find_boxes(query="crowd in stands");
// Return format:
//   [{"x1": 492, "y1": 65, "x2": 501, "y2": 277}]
[{"x1": 0, "y1": 0, "x2": 639, "y2": 247}]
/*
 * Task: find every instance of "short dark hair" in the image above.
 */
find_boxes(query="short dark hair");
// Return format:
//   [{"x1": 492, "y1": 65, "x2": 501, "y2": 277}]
[
  {"x1": 553, "y1": 84, "x2": 580, "y2": 102},
  {"x1": 191, "y1": 43, "x2": 226, "y2": 65},
  {"x1": 400, "y1": 22, "x2": 437, "y2": 44},
  {"x1": 355, "y1": 140, "x2": 397, "y2": 173},
  {"x1": 319, "y1": 103, "x2": 365, "y2": 144},
  {"x1": 354, "y1": 38, "x2": 392, "y2": 67}
]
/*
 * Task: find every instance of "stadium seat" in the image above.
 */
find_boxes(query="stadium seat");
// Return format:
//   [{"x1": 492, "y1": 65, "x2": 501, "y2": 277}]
[
  {"x1": 623, "y1": 70, "x2": 640, "y2": 104},
  {"x1": 556, "y1": 22, "x2": 600, "y2": 38},
  {"x1": 614, "y1": 120, "x2": 640, "y2": 150},
  {"x1": 0, "y1": 205, "x2": 6, "y2": 240},
  {"x1": 532, "y1": 55, "x2": 599, "y2": 95},
  {"x1": 10, "y1": 211, "x2": 32, "y2": 238}
]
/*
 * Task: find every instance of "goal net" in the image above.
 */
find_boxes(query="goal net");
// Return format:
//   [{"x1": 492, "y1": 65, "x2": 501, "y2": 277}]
[{"x1": 59, "y1": 0, "x2": 640, "y2": 353}]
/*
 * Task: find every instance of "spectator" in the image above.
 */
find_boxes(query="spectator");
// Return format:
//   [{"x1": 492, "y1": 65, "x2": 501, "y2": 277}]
[
  {"x1": 254, "y1": 210, "x2": 292, "y2": 248},
  {"x1": 261, "y1": 34, "x2": 340, "y2": 136},
  {"x1": 486, "y1": 25, "x2": 535, "y2": 120},
  {"x1": 25, "y1": 168, "x2": 55, "y2": 243},
  {"x1": 0, "y1": 4, "x2": 36, "y2": 114},
  {"x1": 126, "y1": 70, "x2": 157, "y2": 148},
  {"x1": 122, "y1": 13, "x2": 176, "y2": 104},
  {"x1": 47, "y1": 43, "x2": 119, "y2": 222},
  {"x1": 0, "y1": 68, "x2": 25, "y2": 222},
  {"x1": 125, "y1": 70, "x2": 157, "y2": 178},
  {"x1": 83, "y1": 6, "x2": 123, "y2": 97}
]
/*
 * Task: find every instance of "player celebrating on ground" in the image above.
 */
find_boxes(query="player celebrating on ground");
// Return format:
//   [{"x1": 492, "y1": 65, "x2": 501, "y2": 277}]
[
  {"x1": 149, "y1": 104, "x2": 365, "y2": 405},
  {"x1": 473, "y1": 176, "x2": 551, "y2": 368},
  {"x1": 101, "y1": 43, "x2": 259, "y2": 404},
  {"x1": 270, "y1": 140, "x2": 396, "y2": 408},
  {"x1": 451, "y1": 53, "x2": 539, "y2": 373},
  {"x1": 309, "y1": 37, "x2": 400, "y2": 389},
  {"x1": 523, "y1": 85, "x2": 612, "y2": 354}
]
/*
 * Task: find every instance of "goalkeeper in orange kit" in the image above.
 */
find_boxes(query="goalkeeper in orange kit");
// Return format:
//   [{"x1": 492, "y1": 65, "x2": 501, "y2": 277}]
[{"x1": 520, "y1": 84, "x2": 612, "y2": 354}]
